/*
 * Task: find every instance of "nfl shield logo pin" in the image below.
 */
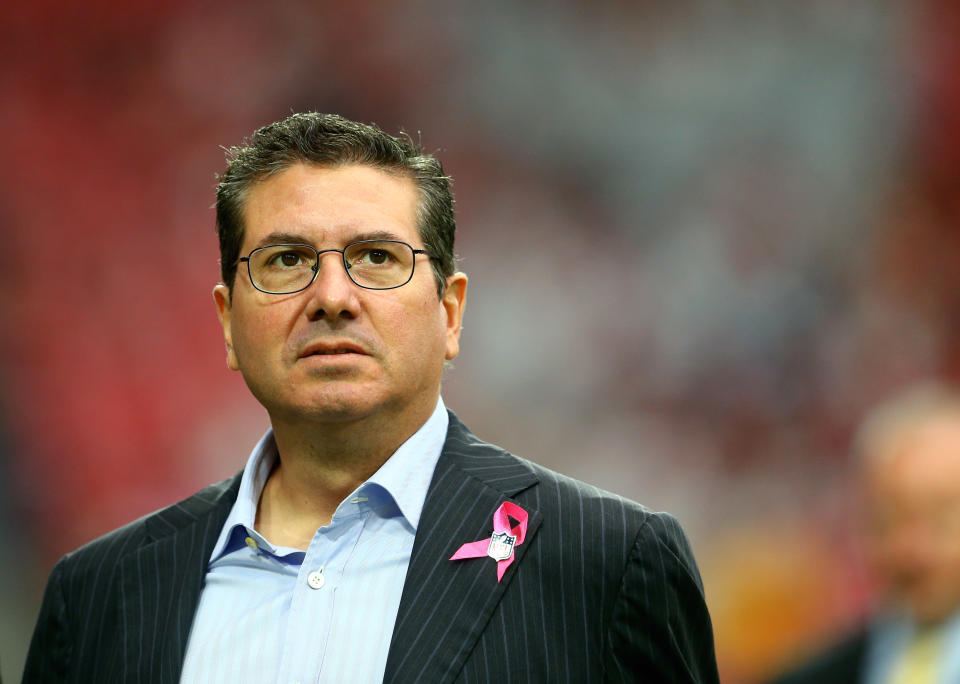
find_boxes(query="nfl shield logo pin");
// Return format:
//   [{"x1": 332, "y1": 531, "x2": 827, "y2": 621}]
[
  {"x1": 486, "y1": 531, "x2": 517, "y2": 561},
  {"x1": 450, "y1": 501, "x2": 529, "y2": 582}
]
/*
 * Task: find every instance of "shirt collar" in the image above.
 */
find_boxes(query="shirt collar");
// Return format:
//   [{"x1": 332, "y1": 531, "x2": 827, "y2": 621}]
[
  {"x1": 864, "y1": 607, "x2": 960, "y2": 684},
  {"x1": 364, "y1": 397, "x2": 448, "y2": 530},
  {"x1": 208, "y1": 397, "x2": 448, "y2": 563}
]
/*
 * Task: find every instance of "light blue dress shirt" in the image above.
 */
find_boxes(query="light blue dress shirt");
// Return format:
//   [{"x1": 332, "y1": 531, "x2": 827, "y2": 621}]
[
  {"x1": 180, "y1": 398, "x2": 449, "y2": 684},
  {"x1": 863, "y1": 608, "x2": 960, "y2": 684}
]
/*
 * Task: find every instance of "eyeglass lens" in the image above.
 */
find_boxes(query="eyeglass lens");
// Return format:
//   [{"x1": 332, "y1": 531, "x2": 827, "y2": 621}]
[{"x1": 248, "y1": 241, "x2": 416, "y2": 293}]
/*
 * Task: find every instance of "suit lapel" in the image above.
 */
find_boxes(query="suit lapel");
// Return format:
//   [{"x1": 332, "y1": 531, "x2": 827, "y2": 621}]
[
  {"x1": 384, "y1": 413, "x2": 543, "y2": 684},
  {"x1": 119, "y1": 474, "x2": 241, "y2": 683}
]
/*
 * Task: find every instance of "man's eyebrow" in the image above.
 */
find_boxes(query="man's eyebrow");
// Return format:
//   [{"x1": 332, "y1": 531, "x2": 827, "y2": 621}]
[
  {"x1": 252, "y1": 229, "x2": 409, "y2": 249},
  {"x1": 254, "y1": 231, "x2": 311, "y2": 248},
  {"x1": 351, "y1": 230, "x2": 405, "y2": 243}
]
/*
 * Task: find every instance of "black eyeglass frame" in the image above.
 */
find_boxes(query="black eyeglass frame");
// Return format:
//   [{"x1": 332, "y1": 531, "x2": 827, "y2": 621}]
[{"x1": 238, "y1": 239, "x2": 437, "y2": 294}]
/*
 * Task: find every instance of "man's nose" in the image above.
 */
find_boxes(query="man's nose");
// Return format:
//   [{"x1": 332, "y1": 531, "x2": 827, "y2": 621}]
[{"x1": 305, "y1": 250, "x2": 360, "y2": 321}]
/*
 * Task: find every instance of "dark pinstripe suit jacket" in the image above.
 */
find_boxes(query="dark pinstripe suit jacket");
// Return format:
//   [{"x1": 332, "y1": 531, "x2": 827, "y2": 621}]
[{"x1": 24, "y1": 412, "x2": 719, "y2": 683}]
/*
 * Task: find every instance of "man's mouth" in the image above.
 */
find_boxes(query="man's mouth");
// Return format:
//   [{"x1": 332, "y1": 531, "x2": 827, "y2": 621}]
[{"x1": 298, "y1": 341, "x2": 369, "y2": 358}]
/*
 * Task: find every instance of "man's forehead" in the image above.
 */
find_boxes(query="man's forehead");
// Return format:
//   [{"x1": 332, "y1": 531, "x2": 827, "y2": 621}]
[
  {"x1": 240, "y1": 163, "x2": 420, "y2": 249},
  {"x1": 245, "y1": 162, "x2": 417, "y2": 208},
  {"x1": 865, "y1": 416, "x2": 960, "y2": 495}
]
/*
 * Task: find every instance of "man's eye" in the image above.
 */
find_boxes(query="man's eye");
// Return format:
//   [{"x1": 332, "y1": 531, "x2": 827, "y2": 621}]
[
  {"x1": 358, "y1": 249, "x2": 393, "y2": 266},
  {"x1": 269, "y1": 251, "x2": 306, "y2": 268}
]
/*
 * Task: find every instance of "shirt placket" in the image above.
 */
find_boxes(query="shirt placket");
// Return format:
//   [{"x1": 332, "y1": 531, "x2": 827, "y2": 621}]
[{"x1": 276, "y1": 508, "x2": 367, "y2": 684}]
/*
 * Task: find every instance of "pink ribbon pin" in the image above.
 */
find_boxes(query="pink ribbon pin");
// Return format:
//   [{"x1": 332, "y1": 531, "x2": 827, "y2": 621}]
[{"x1": 450, "y1": 501, "x2": 529, "y2": 582}]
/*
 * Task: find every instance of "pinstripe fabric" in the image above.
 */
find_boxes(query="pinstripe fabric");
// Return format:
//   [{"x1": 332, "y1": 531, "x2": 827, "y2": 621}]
[
  {"x1": 23, "y1": 412, "x2": 718, "y2": 683},
  {"x1": 24, "y1": 474, "x2": 240, "y2": 683},
  {"x1": 384, "y1": 414, "x2": 719, "y2": 683}
]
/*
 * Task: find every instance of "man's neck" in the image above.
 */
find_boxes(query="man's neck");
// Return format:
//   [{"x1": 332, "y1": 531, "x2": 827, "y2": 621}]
[{"x1": 255, "y1": 400, "x2": 438, "y2": 549}]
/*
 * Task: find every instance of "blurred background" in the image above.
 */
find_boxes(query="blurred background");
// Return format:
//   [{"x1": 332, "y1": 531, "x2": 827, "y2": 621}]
[{"x1": 4, "y1": 1, "x2": 960, "y2": 681}]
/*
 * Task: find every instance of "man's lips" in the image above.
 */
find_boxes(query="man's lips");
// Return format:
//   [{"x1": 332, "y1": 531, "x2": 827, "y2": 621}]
[{"x1": 298, "y1": 341, "x2": 370, "y2": 358}]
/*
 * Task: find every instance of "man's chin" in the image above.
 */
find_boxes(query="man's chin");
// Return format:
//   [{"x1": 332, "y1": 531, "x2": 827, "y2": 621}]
[
  {"x1": 272, "y1": 385, "x2": 395, "y2": 425},
  {"x1": 298, "y1": 403, "x2": 378, "y2": 424}
]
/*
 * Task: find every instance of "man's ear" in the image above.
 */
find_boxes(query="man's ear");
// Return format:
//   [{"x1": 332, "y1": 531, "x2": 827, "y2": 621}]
[
  {"x1": 442, "y1": 272, "x2": 468, "y2": 361},
  {"x1": 213, "y1": 284, "x2": 240, "y2": 371}
]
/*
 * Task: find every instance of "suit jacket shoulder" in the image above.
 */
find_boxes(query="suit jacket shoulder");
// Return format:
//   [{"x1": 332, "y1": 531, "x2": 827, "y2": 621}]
[
  {"x1": 524, "y1": 455, "x2": 717, "y2": 682},
  {"x1": 385, "y1": 411, "x2": 719, "y2": 683},
  {"x1": 23, "y1": 474, "x2": 242, "y2": 684}
]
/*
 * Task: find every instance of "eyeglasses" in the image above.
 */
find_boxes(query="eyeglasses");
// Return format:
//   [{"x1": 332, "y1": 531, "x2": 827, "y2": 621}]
[{"x1": 239, "y1": 240, "x2": 436, "y2": 294}]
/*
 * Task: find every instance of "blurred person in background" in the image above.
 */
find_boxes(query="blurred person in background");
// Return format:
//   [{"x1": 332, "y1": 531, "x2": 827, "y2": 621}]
[
  {"x1": 21, "y1": 112, "x2": 718, "y2": 683},
  {"x1": 772, "y1": 381, "x2": 960, "y2": 684}
]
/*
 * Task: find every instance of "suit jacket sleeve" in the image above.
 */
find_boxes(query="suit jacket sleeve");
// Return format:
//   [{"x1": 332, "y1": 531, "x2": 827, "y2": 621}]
[{"x1": 605, "y1": 512, "x2": 719, "y2": 684}]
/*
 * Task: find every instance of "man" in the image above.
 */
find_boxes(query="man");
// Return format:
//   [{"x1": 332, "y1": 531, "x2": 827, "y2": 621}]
[
  {"x1": 772, "y1": 382, "x2": 960, "y2": 684},
  {"x1": 23, "y1": 113, "x2": 718, "y2": 683}
]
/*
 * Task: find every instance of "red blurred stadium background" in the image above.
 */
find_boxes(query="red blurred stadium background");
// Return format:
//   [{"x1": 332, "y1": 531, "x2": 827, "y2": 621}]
[{"x1": 4, "y1": 2, "x2": 960, "y2": 681}]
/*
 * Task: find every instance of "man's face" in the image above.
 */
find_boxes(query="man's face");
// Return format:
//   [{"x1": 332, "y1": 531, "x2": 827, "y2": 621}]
[
  {"x1": 214, "y1": 163, "x2": 466, "y2": 432},
  {"x1": 862, "y1": 414, "x2": 960, "y2": 625}
]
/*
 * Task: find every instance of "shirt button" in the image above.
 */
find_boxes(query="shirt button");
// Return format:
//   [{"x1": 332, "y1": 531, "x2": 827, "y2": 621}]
[
  {"x1": 307, "y1": 569, "x2": 325, "y2": 589},
  {"x1": 245, "y1": 536, "x2": 258, "y2": 551}
]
